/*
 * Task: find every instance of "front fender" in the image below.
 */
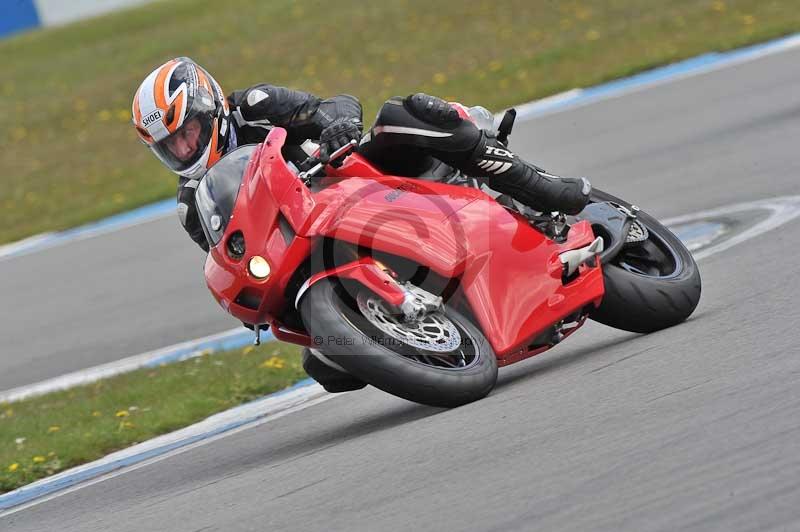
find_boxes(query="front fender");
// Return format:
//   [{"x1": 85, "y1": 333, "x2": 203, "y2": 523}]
[{"x1": 294, "y1": 257, "x2": 406, "y2": 310}]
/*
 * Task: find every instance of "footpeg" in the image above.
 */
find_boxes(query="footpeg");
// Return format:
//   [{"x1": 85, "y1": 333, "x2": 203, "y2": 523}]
[{"x1": 560, "y1": 237, "x2": 604, "y2": 277}]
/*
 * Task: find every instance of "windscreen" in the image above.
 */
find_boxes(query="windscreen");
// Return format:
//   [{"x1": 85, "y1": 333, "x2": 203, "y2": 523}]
[{"x1": 195, "y1": 144, "x2": 258, "y2": 247}]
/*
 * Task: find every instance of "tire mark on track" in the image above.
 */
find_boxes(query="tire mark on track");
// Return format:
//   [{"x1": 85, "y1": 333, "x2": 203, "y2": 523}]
[{"x1": 586, "y1": 346, "x2": 659, "y2": 374}]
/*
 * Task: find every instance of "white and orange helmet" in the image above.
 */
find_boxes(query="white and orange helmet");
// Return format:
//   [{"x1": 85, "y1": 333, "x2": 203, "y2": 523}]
[{"x1": 132, "y1": 57, "x2": 231, "y2": 179}]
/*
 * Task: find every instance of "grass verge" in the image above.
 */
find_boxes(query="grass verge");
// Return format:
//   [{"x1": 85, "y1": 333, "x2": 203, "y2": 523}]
[
  {"x1": 0, "y1": 342, "x2": 305, "y2": 493},
  {"x1": 2, "y1": 0, "x2": 800, "y2": 244}
]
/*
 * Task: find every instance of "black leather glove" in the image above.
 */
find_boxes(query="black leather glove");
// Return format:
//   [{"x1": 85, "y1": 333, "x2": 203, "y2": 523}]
[{"x1": 319, "y1": 117, "x2": 362, "y2": 163}]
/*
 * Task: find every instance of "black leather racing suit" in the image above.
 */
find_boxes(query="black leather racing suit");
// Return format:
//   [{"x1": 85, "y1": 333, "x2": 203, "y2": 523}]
[{"x1": 177, "y1": 85, "x2": 362, "y2": 251}]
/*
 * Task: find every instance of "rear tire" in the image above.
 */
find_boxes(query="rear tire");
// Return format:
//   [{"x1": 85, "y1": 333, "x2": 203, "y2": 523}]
[
  {"x1": 588, "y1": 190, "x2": 701, "y2": 333},
  {"x1": 300, "y1": 279, "x2": 497, "y2": 408}
]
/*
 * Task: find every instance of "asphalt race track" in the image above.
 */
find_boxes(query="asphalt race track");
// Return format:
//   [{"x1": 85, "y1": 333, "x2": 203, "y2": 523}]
[
  {"x1": 3, "y1": 46, "x2": 800, "y2": 530},
  {"x1": 0, "y1": 202, "x2": 236, "y2": 391}
]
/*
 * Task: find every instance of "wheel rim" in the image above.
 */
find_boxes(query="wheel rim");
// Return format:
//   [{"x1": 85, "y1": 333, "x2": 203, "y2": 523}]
[
  {"x1": 338, "y1": 289, "x2": 480, "y2": 371},
  {"x1": 615, "y1": 223, "x2": 682, "y2": 279}
]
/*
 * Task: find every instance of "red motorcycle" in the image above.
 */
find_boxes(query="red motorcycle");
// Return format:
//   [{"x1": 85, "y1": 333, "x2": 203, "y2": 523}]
[{"x1": 199, "y1": 107, "x2": 700, "y2": 407}]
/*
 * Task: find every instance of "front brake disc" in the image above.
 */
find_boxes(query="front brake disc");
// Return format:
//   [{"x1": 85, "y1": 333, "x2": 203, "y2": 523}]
[{"x1": 356, "y1": 293, "x2": 461, "y2": 352}]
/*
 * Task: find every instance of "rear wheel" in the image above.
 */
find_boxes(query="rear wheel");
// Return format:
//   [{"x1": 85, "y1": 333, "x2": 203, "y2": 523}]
[
  {"x1": 300, "y1": 279, "x2": 497, "y2": 407},
  {"x1": 588, "y1": 190, "x2": 701, "y2": 333}
]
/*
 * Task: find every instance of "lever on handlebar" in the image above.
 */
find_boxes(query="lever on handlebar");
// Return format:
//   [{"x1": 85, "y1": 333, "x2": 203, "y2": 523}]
[{"x1": 299, "y1": 139, "x2": 358, "y2": 184}]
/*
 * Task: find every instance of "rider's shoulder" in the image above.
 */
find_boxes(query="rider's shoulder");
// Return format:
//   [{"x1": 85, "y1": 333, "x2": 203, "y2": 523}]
[
  {"x1": 229, "y1": 84, "x2": 277, "y2": 111},
  {"x1": 231, "y1": 84, "x2": 305, "y2": 125}
]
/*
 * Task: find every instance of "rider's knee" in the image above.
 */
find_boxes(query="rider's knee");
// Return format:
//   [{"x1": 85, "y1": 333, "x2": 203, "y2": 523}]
[{"x1": 403, "y1": 93, "x2": 462, "y2": 128}]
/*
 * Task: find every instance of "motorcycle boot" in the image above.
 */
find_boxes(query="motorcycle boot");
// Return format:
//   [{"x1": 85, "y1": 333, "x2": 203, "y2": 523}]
[{"x1": 461, "y1": 134, "x2": 592, "y2": 215}]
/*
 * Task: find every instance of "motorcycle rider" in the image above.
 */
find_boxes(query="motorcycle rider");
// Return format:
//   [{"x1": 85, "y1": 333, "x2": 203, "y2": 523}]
[
  {"x1": 131, "y1": 57, "x2": 592, "y2": 392},
  {"x1": 132, "y1": 57, "x2": 591, "y2": 252}
]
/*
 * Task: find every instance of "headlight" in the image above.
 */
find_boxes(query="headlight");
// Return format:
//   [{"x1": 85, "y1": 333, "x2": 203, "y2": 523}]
[{"x1": 248, "y1": 256, "x2": 271, "y2": 279}]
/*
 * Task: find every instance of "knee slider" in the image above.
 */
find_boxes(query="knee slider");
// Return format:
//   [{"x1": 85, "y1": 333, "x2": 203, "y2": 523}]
[{"x1": 404, "y1": 93, "x2": 461, "y2": 128}]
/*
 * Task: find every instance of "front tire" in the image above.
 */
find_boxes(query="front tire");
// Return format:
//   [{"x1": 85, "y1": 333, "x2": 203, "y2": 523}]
[
  {"x1": 588, "y1": 190, "x2": 701, "y2": 333},
  {"x1": 300, "y1": 280, "x2": 497, "y2": 408}
]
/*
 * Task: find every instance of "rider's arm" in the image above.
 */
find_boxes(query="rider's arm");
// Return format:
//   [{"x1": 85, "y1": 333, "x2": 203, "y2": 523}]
[
  {"x1": 177, "y1": 178, "x2": 210, "y2": 253},
  {"x1": 228, "y1": 84, "x2": 362, "y2": 140}
]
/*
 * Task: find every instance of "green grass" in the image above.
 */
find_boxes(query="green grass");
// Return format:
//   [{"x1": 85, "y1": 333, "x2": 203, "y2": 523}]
[
  {"x1": 0, "y1": 342, "x2": 305, "y2": 493},
  {"x1": 1, "y1": 0, "x2": 799, "y2": 244}
]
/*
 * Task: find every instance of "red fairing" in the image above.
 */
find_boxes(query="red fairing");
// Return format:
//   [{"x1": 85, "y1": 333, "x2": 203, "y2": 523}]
[
  {"x1": 204, "y1": 128, "x2": 314, "y2": 326},
  {"x1": 301, "y1": 174, "x2": 485, "y2": 275},
  {"x1": 204, "y1": 127, "x2": 605, "y2": 365},
  {"x1": 302, "y1": 162, "x2": 603, "y2": 356}
]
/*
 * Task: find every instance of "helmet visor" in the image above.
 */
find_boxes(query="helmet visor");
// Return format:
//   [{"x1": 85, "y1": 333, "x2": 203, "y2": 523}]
[{"x1": 150, "y1": 108, "x2": 215, "y2": 173}]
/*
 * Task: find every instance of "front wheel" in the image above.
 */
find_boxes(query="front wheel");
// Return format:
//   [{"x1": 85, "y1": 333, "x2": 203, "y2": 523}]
[
  {"x1": 300, "y1": 279, "x2": 498, "y2": 408},
  {"x1": 587, "y1": 190, "x2": 701, "y2": 333}
]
